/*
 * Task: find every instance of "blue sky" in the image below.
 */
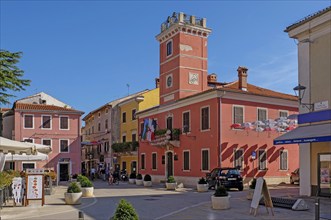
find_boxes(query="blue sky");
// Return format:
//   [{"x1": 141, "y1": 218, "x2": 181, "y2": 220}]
[{"x1": 1, "y1": 1, "x2": 330, "y2": 116}]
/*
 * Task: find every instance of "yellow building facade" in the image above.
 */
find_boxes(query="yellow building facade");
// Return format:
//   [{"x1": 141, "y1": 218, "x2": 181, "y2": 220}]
[{"x1": 116, "y1": 88, "x2": 159, "y2": 174}]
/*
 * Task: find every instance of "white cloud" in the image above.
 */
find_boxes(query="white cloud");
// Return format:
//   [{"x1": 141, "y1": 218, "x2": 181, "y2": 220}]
[{"x1": 249, "y1": 50, "x2": 298, "y2": 94}]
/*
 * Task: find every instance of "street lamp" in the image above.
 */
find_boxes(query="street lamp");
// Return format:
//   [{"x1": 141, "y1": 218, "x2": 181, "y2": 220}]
[{"x1": 293, "y1": 84, "x2": 314, "y2": 111}]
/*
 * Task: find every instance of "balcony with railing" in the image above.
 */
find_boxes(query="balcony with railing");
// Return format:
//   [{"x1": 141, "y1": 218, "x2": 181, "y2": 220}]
[{"x1": 111, "y1": 141, "x2": 139, "y2": 155}]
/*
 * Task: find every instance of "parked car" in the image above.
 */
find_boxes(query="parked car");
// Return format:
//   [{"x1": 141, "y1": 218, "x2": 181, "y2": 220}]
[
  {"x1": 290, "y1": 168, "x2": 300, "y2": 184},
  {"x1": 206, "y1": 167, "x2": 243, "y2": 191}
]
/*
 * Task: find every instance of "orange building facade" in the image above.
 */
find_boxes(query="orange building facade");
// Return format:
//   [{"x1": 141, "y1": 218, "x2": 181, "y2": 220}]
[{"x1": 137, "y1": 12, "x2": 298, "y2": 186}]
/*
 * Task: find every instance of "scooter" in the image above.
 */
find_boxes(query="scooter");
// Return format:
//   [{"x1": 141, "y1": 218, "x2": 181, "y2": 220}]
[{"x1": 120, "y1": 170, "x2": 128, "y2": 181}]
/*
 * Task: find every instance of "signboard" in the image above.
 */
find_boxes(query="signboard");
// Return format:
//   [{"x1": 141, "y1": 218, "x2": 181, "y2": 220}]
[
  {"x1": 250, "y1": 177, "x2": 274, "y2": 216},
  {"x1": 27, "y1": 175, "x2": 43, "y2": 199},
  {"x1": 25, "y1": 174, "x2": 45, "y2": 206},
  {"x1": 314, "y1": 101, "x2": 329, "y2": 111},
  {"x1": 26, "y1": 168, "x2": 44, "y2": 174}
]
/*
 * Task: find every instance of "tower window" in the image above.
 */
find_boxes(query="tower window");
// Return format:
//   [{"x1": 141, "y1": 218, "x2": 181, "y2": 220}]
[{"x1": 166, "y1": 40, "x2": 172, "y2": 57}]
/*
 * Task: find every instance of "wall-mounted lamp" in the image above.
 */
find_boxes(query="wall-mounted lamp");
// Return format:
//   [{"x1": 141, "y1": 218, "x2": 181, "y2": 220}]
[{"x1": 293, "y1": 84, "x2": 314, "y2": 111}]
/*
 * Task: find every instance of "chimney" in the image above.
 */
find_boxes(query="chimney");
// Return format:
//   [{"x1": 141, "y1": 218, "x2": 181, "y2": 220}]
[
  {"x1": 155, "y1": 78, "x2": 160, "y2": 88},
  {"x1": 237, "y1": 66, "x2": 248, "y2": 91},
  {"x1": 207, "y1": 73, "x2": 217, "y2": 83}
]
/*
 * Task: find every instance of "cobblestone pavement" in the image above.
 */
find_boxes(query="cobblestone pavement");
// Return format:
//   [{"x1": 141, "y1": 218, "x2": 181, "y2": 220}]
[{"x1": 1, "y1": 180, "x2": 330, "y2": 220}]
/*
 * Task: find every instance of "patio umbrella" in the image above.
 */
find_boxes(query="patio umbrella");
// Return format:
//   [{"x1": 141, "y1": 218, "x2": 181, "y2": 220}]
[
  {"x1": 0, "y1": 137, "x2": 37, "y2": 155},
  {"x1": 5, "y1": 152, "x2": 48, "y2": 161},
  {"x1": 25, "y1": 142, "x2": 52, "y2": 154}
]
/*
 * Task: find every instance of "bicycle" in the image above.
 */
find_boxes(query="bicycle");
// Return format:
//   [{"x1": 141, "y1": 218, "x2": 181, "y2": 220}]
[{"x1": 108, "y1": 175, "x2": 119, "y2": 185}]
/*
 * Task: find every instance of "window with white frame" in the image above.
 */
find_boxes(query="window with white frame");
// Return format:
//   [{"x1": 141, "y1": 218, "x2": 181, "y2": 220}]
[
  {"x1": 42, "y1": 139, "x2": 51, "y2": 146},
  {"x1": 132, "y1": 109, "x2": 136, "y2": 120},
  {"x1": 166, "y1": 116, "x2": 173, "y2": 130},
  {"x1": 279, "y1": 150, "x2": 288, "y2": 170},
  {"x1": 60, "y1": 139, "x2": 69, "y2": 153},
  {"x1": 233, "y1": 106, "x2": 244, "y2": 124},
  {"x1": 201, "y1": 107, "x2": 209, "y2": 131},
  {"x1": 42, "y1": 115, "x2": 51, "y2": 129},
  {"x1": 22, "y1": 162, "x2": 35, "y2": 170},
  {"x1": 97, "y1": 144, "x2": 102, "y2": 153},
  {"x1": 279, "y1": 111, "x2": 288, "y2": 118},
  {"x1": 183, "y1": 151, "x2": 190, "y2": 171},
  {"x1": 132, "y1": 133, "x2": 137, "y2": 142},
  {"x1": 166, "y1": 40, "x2": 172, "y2": 57},
  {"x1": 234, "y1": 149, "x2": 244, "y2": 169},
  {"x1": 258, "y1": 108, "x2": 267, "y2": 122},
  {"x1": 182, "y1": 111, "x2": 190, "y2": 133},
  {"x1": 258, "y1": 149, "x2": 267, "y2": 170},
  {"x1": 141, "y1": 154, "x2": 145, "y2": 170},
  {"x1": 23, "y1": 138, "x2": 33, "y2": 143},
  {"x1": 24, "y1": 115, "x2": 33, "y2": 128},
  {"x1": 201, "y1": 149, "x2": 209, "y2": 171},
  {"x1": 105, "y1": 119, "x2": 108, "y2": 130},
  {"x1": 104, "y1": 141, "x2": 110, "y2": 152},
  {"x1": 152, "y1": 153, "x2": 157, "y2": 170},
  {"x1": 122, "y1": 112, "x2": 126, "y2": 123},
  {"x1": 60, "y1": 116, "x2": 69, "y2": 130}
]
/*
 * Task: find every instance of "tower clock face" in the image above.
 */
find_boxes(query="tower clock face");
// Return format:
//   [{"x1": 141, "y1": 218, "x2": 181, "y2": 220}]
[
  {"x1": 189, "y1": 73, "x2": 199, "y2": 85},
  {"x1": 166, "y1": 75, "x2": 173, "y2": 87}
]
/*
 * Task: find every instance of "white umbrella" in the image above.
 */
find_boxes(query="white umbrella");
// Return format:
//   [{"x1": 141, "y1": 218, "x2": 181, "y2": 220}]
[
  {"x1": 5, "y1": 152, "x2": 48, "y2": 161},
  {"x1": 25, "y1": 142, "x2": 52, "y2": 154},
  {"x1": 0, "y1": 137, "x2": 36, "y2": 155}
]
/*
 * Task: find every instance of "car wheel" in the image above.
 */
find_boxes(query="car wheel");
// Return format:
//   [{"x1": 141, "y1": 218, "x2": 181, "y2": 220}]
[
  {"x1": 238, "y1": 185, "x2": 243, "y2": 191},
  {"x1": 290, "y1": 177, "x2": 294, "y2": 184}
]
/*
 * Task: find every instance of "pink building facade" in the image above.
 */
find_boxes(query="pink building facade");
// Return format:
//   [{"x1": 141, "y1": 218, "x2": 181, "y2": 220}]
[
  {"x1": 137, "y1": 13, "x2": 299, "y2": 186},
  {"x1": 3, "y1": 93, "x2": 84, "y2": 181}
]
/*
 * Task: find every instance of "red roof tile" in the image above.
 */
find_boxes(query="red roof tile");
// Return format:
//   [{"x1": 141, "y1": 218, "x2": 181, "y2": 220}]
[
  {"x1": 220, "y1": 81, "x2": 297, "y2": 101},
  {"x1": 14, "y1": 103, "x2": 84, "y2": 114}
]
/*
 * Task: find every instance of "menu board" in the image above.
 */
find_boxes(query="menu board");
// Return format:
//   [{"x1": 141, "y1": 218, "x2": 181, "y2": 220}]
[{"x1": 27, "y1": 175, "x2": 43, "y2": 199}]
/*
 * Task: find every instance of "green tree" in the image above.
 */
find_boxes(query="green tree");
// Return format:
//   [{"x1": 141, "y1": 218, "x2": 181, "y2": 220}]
[{"x1": 0, "y1": 50, "x2": 31, "y2": 105}]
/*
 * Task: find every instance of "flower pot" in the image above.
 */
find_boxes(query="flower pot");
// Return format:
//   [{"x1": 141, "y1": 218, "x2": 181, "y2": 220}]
[
  {"x1": 136, "y1": 179, "x2": 143, "y2": 186},
  {"x1": 64, "y1": 192, "x2": 82, "y2": 205},
  {"x1": 197, "y1": 184, "x2": 209, "y2": 192},
  {"x1": 211, "y1": 195, "x2": 230, "y2": 210},
  {"x1": 129, "y1": 178, "x2": 136, "y2": 184},
  {"x1": 247, "y1": 188, "x2": 254, "y2": 200},
  {"x1": 81, "y1": 187, "x2": 94, "y2": 197},
  {"x1": 143, "y1": 181, "x2": 152, "y2": 187},
  {"x1": 165, "y1": 182, "x2": 177, "y2": 190}
]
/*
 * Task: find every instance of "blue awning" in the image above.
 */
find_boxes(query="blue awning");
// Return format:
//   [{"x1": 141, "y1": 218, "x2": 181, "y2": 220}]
[{"x1": 274, "y1": 123, "x2": 331, "y2": 145}]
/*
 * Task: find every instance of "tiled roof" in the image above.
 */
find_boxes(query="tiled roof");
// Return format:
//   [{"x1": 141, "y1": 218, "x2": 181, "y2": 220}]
[
  {"x1": 220, "y1": 81, "x2": 297, "y2": 101},
  {"x1": 0, "y1": 108, "x2": 11, "y2": 112},
  {"x1": 14, "y1": 103, "x2": 84, "y2": 114},
  {"x1": 285, "y1": 6, "x2": 331, "y2": 32}
]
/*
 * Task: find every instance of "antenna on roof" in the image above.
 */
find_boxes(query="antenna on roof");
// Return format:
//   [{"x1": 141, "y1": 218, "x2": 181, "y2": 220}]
[{"x1": 126, "y1": 84, "x2": 130, "y2": 96}]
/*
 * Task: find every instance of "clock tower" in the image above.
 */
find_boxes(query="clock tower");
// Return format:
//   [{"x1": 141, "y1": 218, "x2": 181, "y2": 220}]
[{"x1": 156, "y1": 12, "x2": 212, "y2": 105}]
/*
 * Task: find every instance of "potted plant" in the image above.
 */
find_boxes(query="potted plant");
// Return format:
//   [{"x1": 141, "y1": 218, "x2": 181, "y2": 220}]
[
  {"x1": 136, "y1": 174, "x2": 143, "y2": 186},
  {"x1": 129, "y1": 173, "x2": 136, "y2": 184},
  {"x1": 165, "y1": 176, "x2": 177, "y2": 190},
  {"x1": 111, "y1": 199, "x2": 139, "y2": 220},
  {"x1": 211, "y1": 185, "x2": 230, "y2": 210},
  {"x1": 247, "y1": 178, "x2": 256, "y2": 200},
  {"x1": 80, "y1": 176, "x2": 94, "y2": 197},
  {"x1": 64, "y1": 182, "x2": 82, "y2": 205},
  {"x1": 143, "y1": 174, "x2": 152, "y2": 187},
  {"x1": 197, "y1": 177, "x2": 209, "y2": 192}
]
